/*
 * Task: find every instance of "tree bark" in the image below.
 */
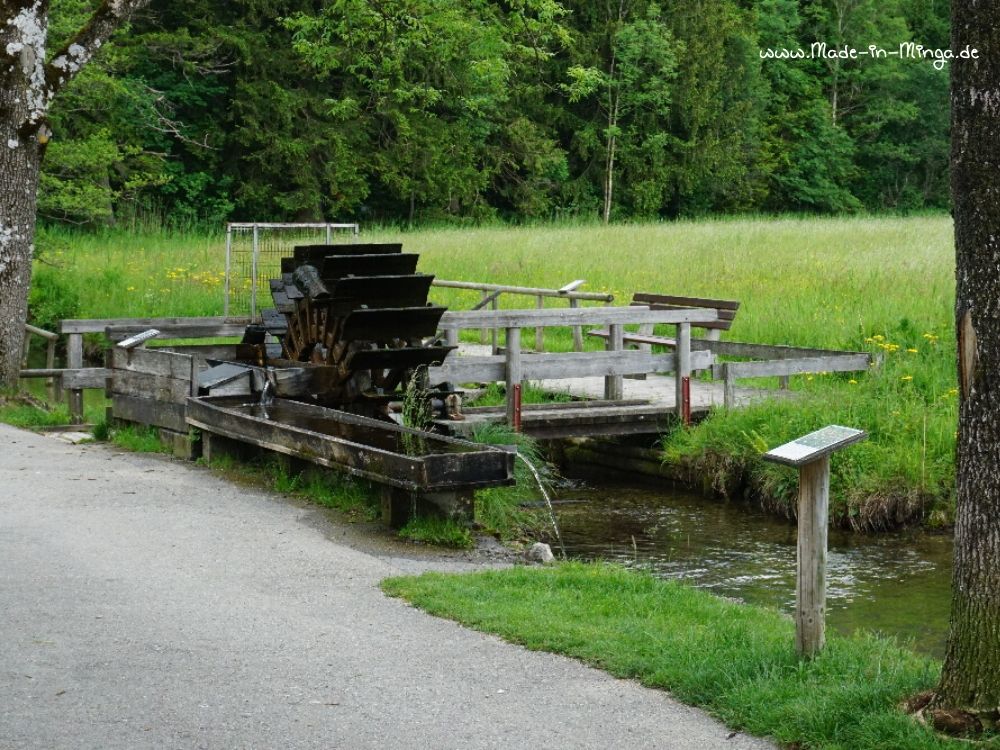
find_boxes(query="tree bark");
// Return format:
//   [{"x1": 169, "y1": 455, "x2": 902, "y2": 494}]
[
  {"x1": 0, "y1": 1, "x2": 47, "y2": 389},
  {"x1": 0, "y1": 0, "x2": 149, "y2": 388},
  {"x1": 936, "y1": 1, "x2": 1000, "y2": 718}
]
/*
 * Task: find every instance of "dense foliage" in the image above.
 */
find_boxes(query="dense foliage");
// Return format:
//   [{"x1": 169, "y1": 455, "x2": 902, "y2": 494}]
[{"x1": 43, "y1": 0, "x2": 950, "y2": 226}]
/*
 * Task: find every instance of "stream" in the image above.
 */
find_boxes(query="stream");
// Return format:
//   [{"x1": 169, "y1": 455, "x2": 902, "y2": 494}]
[{"x1": 555, "y1": 479, "x2": 952, "y2": 658}]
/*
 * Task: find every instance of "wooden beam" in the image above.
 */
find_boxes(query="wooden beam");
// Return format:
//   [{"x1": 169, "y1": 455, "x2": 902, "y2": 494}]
[
  {"x1": 433, "y1": 279, "x2": 611, "y2": 301},
  {"x1": 438, "y1": 306, "x2": 719, "y2": 330},
  {"x1": 60, "y1": 316, "x2": 252, "y2": 335},
  {"x1": 430, "y1": 350, "x2": 712, "y2": 384},
  {"x1": 112, "y1": 394, "x2": 188, "y2": 433},
  {"x1": 711, "y1": 354, "x2": 871, "y2": 380}
]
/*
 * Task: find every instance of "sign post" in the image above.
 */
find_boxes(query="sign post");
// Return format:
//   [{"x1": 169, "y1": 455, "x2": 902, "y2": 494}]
[{"x1": 763, "y1": 425, "x2": 867, "y2": 658}]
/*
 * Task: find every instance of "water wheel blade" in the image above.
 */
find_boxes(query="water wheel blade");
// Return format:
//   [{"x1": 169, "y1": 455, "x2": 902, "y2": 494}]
[
  {"x1": 340, "y1": 307, "x2": 447, "y2": 341},
  {"x1": 328, "y1": 274, "x2": 434, "y2": 310},
  {"x1": 293, "y1": 243, "x2": 403, "y2": 263},
  {"x1": 346, "y1": 345, "x2": 456, "y2": 371},
  {"x1": 320, "y1": 253, "x2": 420, "y2": 280}
]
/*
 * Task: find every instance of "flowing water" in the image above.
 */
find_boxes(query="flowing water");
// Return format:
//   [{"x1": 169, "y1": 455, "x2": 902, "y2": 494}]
[{"x1": 555, "y1": 479, "x2": 953, "y2": 657}]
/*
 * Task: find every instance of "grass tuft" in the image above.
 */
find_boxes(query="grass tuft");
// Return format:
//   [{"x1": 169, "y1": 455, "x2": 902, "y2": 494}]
[
  {"x1": 384, "y1": 563, "x2": 956, "y2": 749},
  {"x1": 398, "y1": 517, "x2": 475, "y2": 549}
]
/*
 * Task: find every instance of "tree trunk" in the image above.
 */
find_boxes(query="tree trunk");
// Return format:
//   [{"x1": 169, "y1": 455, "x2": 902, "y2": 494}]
[
  {"x1": 0, "y1": 2, "x2": 46, "y2": 389},
  {"x1": 935, "y1": 2, "x2": 1000, "y2": 720}
]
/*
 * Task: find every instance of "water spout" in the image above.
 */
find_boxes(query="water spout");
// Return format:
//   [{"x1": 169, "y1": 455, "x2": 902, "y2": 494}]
[
  {"x1": 515, "y1": 452, "x2": 567, "y2": 559},
  {"x1": 258, "y1": 370, "x2": 276, "y2": 418}
]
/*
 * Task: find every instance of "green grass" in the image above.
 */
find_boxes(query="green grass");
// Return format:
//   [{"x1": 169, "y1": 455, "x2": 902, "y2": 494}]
[
  {"x1": 200, "y1": 453, "x2": 379, "y2": 519},
  {"x1": 109, "y1": 423, "x2": 173, "y2": 453},
  {"x1": 398, "y1": 517, "x2": 475, "y2": 548},
  {"x1": 384, "y1": 563, "x2": 964, "y2": 750},
  {"x1": 34, "y1": 215, "x2": 958, "y2": 527},
  {"x1": 470, "y1": 423, "x2": 554, "y2": 540}
]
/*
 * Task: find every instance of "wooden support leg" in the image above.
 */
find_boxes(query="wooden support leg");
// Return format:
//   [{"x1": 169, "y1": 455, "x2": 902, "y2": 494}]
[
  {"x1": 505, "y1": 327, "x2": 522, "y2": 426},
  {"x1": 535, "y1": 295, "x2": 545, "y2": 352},
  {"x1": 674, "y1": 322, "x2": 691, "y2": 420},
  {"x1": 570, "y1": 298, "x2": 583, "y2": 352},
  {"x1": 722, "y1": 362, "x2": 735, "y2": 408},
  {"x1": 796, "y1": 456, "x2": 830, "y2": 658},
  {"x1": 67, "y1": 333, "x2": 84, "y2": 424},
  {"x1": 604, "y1": 323, "x2": 623, "y2": 400}
]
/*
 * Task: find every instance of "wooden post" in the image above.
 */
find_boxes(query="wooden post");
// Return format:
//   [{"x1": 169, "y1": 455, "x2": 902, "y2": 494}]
[
  {"x1": 779, "y1": 375, "x2": 790, "y2": 390},
  {"x1": 445, "y1": 328, "x2": 459, "y2": 348},
  {"x1": 491, "y1": 294, "x2": 500, "y2": 355},
  {"x1": 674, "y1": 322, "x2": 691, "y2": 420},
  {"x1": 535, "y1": 295, "x2": 544, "y2": 352},
  {"x1": 796, "y1": 455, "x2": 830, "y2": 658},
  {"x1": 46, "y1": 337, "x2": 58, "y2": 402},
  {"x1": 480, "y1": 290, "x2": 489, "y2": 344},
  {"x1": 67, "y1": 333, "x2": 84, "y2": 424},
  {"x1": 570, "y1": 298, "x2": 583, "y2": 352},
  {"x1": 505, "y1": 327, "x2": 522, "y2": 426},
  {"x1": 604, "y1": 323, "x2": 624, "y2": 400},
  {"x1": 722, "y1": 362, "x2": 735, "y2": 408}
]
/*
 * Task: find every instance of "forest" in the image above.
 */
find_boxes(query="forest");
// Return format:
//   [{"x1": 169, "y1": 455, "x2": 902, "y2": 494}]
[{"x1": 42, "y1": 0, "x2": 951, "y2": 228}]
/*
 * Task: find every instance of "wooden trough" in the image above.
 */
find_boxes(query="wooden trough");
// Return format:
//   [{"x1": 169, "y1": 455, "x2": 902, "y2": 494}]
[{"x1": 186, "y1": 395, "x2": 514, "y2": 526}]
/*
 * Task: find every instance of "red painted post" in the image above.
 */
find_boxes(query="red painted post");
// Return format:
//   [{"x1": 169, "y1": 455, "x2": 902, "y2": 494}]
[
  {"x1": 512, "y1": 383, "x2": 523, "y2": 432},
  {"x1": 681, "y1": 376, "x2": 691, "y2": 426}
]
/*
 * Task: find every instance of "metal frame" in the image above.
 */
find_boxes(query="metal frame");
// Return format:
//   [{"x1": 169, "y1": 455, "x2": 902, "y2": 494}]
[{"x1": 223, "y1": 222, "x2": 360, "y2": 318}]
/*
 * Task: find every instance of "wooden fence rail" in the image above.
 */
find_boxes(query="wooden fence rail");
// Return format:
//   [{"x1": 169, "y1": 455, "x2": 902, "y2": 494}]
[{"x1": 432, "y1": 279, "x2": 614, "y2": 353}]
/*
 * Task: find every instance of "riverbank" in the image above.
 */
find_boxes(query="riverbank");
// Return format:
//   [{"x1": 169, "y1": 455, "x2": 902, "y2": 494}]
[
  {"x1": 385, "y1": 563, "x2": 955, "y2": 749},
  {"x1": 27, "y1": 215, "x2": 957, "y2": 530}
]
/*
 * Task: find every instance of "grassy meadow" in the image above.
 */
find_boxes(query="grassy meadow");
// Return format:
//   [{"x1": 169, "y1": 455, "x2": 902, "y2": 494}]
[{"x1": 30, "y1": 215, "x2": 957, "y2": 528}]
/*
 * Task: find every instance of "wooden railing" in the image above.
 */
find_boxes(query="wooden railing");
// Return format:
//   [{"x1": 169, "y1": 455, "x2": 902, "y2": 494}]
[
  {"x1": 434, "y1": 306, "x2": 717, "y2": 424},
  {"x1": 432, "y1": 279, "x2": 613, "y2": 353},
  {"x1": 703, "y1": 340, "x2": 876, "y2": 407},
  {"x1": 18, "y1": 324, "x2": 62, "y2": 403}
]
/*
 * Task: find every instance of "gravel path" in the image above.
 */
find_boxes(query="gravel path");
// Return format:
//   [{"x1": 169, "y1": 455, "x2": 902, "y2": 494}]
[{"x1": 0, "y1": 424, "x2": 773, "y2": 750}]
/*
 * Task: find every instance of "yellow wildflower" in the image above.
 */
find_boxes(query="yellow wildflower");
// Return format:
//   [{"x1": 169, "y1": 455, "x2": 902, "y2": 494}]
[
  {"x1": 901, "y1": 375, "x2": 913, "y2": 381},
  {"x1": 906, "y1": 348, "x2": 918, "y2": 353}
]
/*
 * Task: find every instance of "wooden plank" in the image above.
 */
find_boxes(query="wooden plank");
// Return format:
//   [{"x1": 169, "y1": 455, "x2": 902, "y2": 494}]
[
  {"x1": 693, "y1": 339, "x2": 866, "y2": 359},
  {"x1": 19, "y1": 368, "x2": 110, "y2": 389},
  {"x1": 433, "y1": 279, "x2": 612, "y2": 302},
  {"x1": 105, "y1": 322, "x2": 248, "y2": 341},
  {"x1": 112, "y1": 394, "x2": 188, "y2": 433},
  {"x1": 110, "y1": 347, "x2": 194, "y2": 379},
  {"x1": 430, "y1": 350, "x2": 712, "y2": 383},
  {"x1": 61, "y1": 316, "x2": 251, "y2": 335},
  {"x1": 633, "y1": 293, "x2": 740, "y2": 311},
  {"x1": 712, "y1": 354, "x2": 871, "y2": 379},
  {"x1": 110, "y1": 370, "x2": 192, "y2": 404},
  {"x1": 438, "y1": 306, "x2": 718, "y2": 330}
]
